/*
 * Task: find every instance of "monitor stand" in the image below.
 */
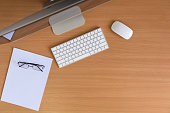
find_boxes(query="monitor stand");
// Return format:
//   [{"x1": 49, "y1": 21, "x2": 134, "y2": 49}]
[{"x1": 49, "y1": 6, "x2": 85, "y2": 35}]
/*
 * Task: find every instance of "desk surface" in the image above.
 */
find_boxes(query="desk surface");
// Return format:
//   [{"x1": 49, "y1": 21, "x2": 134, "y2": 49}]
[{"x1": 0, "y1": 0, "x2": 170, "y2": 113}]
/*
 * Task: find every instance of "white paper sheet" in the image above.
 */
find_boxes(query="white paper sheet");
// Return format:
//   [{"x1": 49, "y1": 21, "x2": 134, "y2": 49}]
[
  {"x1": 1, "y1": 48, "x2": 53, "y2": 111},
  {"x1": 2, "y1": 31, "x2": 15, "y2": 40}
]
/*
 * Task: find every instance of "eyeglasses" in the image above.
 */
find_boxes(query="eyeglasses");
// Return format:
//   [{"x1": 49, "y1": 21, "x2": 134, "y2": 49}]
[{"x1": 18, "y1": 62, "x2": 45, "y2": 72}]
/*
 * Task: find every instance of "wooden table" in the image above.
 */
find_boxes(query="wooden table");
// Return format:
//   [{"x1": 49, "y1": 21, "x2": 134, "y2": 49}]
[{"x1": 0, "y1": 0, "x2": 170, "y2": 113}]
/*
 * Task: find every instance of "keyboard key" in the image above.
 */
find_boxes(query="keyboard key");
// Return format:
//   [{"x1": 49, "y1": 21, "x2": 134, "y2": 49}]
[
  {"x1": 59, "y1": 64, "x2": 63, "y2": 68},
  {"x1": 92, "y1": 47, "x2": 96, "y2": 50},
  {"x1": 63, "y1": 43, "x2": 67, "y2": 46},
  {"x1": 72, "y1": 55, "x2": 76, "y2": 59},
  {"x1": 76, "y1": 37, "x2": 79, "y2": 41},
  {"x1": 100, "y1": 42, "x2": 107, "y2": 47},
  {"x1": 73, "y1": 43, "x2": 77, "y2": 46},
  {"x1": 69, "y1": 60, "x2": 74, "y2": 64},
  {"x1": 98, "y1": 32, "x2": 103, "y2": 36},
  {"x1": 65, "y1": 58, "x2": 69, "y2": 61},
  {"x1": 56, "y1": 57, "x2": 62, "y2": 61},
  {"x1": 91, "y1": 31, "x2": 95, "y2": 35},
  {"x1": 66, "y1": 54, "x2": 69, "y2": 57},
  {"x1": 97, "y1": 37, "x2": 101, "y2": 40},
  {"x1": 65, "y1": 62, "x2": 69, "y2": 65},
  {"x1": 58, "y1": 60, "x2": 64, "y2": 64},
  {"x1": 86, "y1": 46, "x2": 89, "y2": 49},
  {"x1": 70, "y1": 40, "x2": 73, "y2": 43},
  {"x1": 60, "y1": 45, "x2": 64, "y2": 48},
  {"x1": 79, "y1": 52, "x2": 82, "y2": 56},
  {"x1": 84, "y1": 34, "x2": 87, "y2": 37},
  {"x1": 57, "y1": 46, "x2": 60, "y2": 49},
  {"x1": 101, "y1": 35, "x2": 105, "y2": 39},
  {"x1": 98, "y1": 28, "x2": 102, "y2": 32},
  {"x1": 59, "y1": 52, "x2": 63, "y2": 56},
  {"x1": 87, "y1": 41, "x2": 90, "y2": 44},
  {"x1": 85, "y1": 50, "x2": 89, "y2": 53},
  {"x1": 82, "y1": 47, "x2": 86, "y2": 50},
  {"x1": 83, "y1": 43, "x2": 87, "y2": 46},
  {"x1": 63, "y1": 51, "x2": 66, "y2": 54},
  {"x1": 69, "y1": 57, "x2": 72, "y2": 60},
  {"x1": 87, "y1": 37, "x2": 90, "y2": 40},
  {"x1": 105, "y1": 45, "x2": 109, "y2": 49},
  {"x1": 62, "y1": 63, "x2": 66, "y2": 67},
  {"x1": 75, "y1": 54, "x2": 79, "y2": 57},
  {"x1": 62, "y1": 56, "x2": 65, "y2": 59},
  {"x1": 66, "y1": 46, "x2": 70, "y2": 49},
  {"x1": 55, "y1": 54, "x2": 59, "y2": 58},
  {"x1": 90, "y1": 51, "x2": 95, "y2": 55},
  {"x1": 100, "y1": 39, "x2": 106, "y2": 43},
  {"x1": 70, "y1": 44, "x2": 74, "y2": 47},
  {"x1": 98, "y1": 48, "x2": 102, "y2": 52},
  {"x1": 67, "y1": 41, "x2": 71, "y2": 44},
  {"x1": 51, "y1": 47, "x2": 56, "y2": 52},
  {"x1": 69, "y1": 53, "x2": 72, "y2": 56},
  {"x1": 80, "y1": 40, "x2": 83, "y2": 43},
  {"x1": 52, "y1": 51, "x2": 57, "y2": 55},
  {"x1": 82, "y1": 51, "x2": 85, "y2": 54},
  {"x1": 88, "y1": 33, "x2": 91, "y2": 37},
  {"x1": 94, "y1": 49, "x2": 98, "y2": 53},
  {"x1": 81, "y1": 36, "x2": 84, "y2": 39},
  {"x1": 74, "y1": 53, "x2": 90, "y2": 62},
  {"x1": 96, "y1": 41, "x2": 99, "y2": 44}
]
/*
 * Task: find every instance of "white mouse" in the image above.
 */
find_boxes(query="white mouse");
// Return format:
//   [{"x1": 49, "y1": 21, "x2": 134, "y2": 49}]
[{"x1": 111, "y1": 21, "x2": 133, "y2": 40}]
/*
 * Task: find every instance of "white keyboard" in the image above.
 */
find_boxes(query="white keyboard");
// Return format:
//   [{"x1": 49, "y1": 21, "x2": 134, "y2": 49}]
[{"x1": 51, "y1": 28, "x2": 109, "y2": 68}]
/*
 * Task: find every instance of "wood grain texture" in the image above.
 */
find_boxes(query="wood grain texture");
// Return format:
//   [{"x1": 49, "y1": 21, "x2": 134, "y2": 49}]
[{"x1": 0, "y1": 0, "x2": 170, "y2": 113}]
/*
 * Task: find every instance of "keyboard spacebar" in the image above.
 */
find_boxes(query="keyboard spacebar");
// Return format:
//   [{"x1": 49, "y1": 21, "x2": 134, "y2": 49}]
[{"x1": 74, "y1": 53, "x2": 90, "y2": 62}]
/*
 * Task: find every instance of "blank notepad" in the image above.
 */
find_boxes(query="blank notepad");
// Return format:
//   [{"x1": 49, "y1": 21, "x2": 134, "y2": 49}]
[{"x1": 1, "y1": 48, "x2": 53, "y2": 111}]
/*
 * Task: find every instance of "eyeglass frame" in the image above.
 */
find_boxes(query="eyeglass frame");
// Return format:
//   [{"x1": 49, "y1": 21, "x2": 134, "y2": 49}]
[{"x1": 18, "y1": 61, "x2": 45, "y2": 72}]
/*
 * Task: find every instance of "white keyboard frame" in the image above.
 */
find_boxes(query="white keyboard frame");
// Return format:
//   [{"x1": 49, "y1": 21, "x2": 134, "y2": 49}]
[{"x1": 51, "y1": 28, "x2": 109, "y2": 68}]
